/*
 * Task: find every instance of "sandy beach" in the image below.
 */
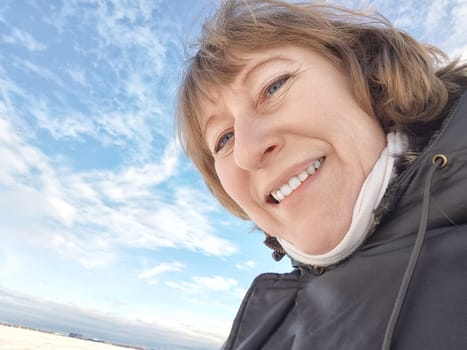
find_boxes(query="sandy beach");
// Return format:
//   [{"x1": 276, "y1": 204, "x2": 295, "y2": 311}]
[{"x1": 0, "y1": 324, "x2": 140, "y2": 350}]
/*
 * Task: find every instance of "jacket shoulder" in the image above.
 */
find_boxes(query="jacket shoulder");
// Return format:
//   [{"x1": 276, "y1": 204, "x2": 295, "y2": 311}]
[{"x1": 223, "y1": 269, "x2": 311, "y2": 350}]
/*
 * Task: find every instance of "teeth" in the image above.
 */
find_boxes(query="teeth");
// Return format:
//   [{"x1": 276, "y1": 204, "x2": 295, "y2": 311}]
[
  {"x1": 280, "y1": 184, "x2": 293, "y2": 196},
  {"x1": 288, "y1": 177, "x2": 301, "y2": 190},
  {"x1": 270, "y1": 157, "x2": 324, "y2": 203},
  {"x1": 298, "y1": 171, "x2": 308, "y2": 181},
  {"x1": 306, "y1": 165, "x2": 315, "y2": 174},
  {"x1": 274, "y1": 190, "x2": 285, "y2": 201}
]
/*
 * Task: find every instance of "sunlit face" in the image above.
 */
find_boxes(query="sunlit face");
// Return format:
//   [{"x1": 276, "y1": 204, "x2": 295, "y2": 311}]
[{"x1": 200, "y1": 46, "x2": 386, "y2": 254}]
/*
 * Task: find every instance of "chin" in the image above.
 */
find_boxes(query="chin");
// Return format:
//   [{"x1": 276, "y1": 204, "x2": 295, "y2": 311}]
[{"x1": 293, "y1": 230, "x2": 347, "y2": 255}]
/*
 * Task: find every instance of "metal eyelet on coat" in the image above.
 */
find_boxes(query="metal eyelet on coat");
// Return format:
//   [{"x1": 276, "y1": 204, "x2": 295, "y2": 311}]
[{"x1": 432, "y1": 154, "x2": 448, "y2": 168}]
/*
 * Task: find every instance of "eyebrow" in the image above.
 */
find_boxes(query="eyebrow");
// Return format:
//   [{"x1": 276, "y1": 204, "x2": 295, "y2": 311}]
[{"x1": 241, "y1": 56, "x2": 295, "y2": 84}]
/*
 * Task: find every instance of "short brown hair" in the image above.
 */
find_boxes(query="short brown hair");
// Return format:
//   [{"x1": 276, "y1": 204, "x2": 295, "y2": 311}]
[{"x1": 177, "y1": 0, "x2": 467, "y2": 219}]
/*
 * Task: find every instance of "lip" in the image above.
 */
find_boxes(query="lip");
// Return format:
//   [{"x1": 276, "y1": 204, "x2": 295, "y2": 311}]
[{"x1": 264, "y1": 157, "x2": 324, "y2": 204}]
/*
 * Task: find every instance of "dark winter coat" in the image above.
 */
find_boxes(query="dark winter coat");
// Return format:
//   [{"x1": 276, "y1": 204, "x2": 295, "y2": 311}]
[{"x1": 223, "y1": 90, "x2": 467, "y2": 350}]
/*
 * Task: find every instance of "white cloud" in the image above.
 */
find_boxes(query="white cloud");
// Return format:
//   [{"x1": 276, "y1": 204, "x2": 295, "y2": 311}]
[
  {"x1": 0, "y1": 250, "x2": 22, "y2": 278},
  {"x1": 47, "y1": 196, "x2": 76, "y2": 227},
  {"x1": 90, "y1": 1, "x2": 168, "y2": 75},
  {"x1": 67, "y1": 68, "x2": 87, "y2": 86},
  {"x1": 446, "y1": 0, "x2": 467, "y2": 59},
  {"x1": 49, "y1": 233, "x2": 116, "y2": 270},
  {"x1": 0, "y1": 116, "x2": 237, "y2": 270},
  {"x1": 235, "y1": 260, "x2": 257, "y2": 270},
  {"x1": 137, "y1": 261, "x2": 186, "y2": 284},
  {"x1": 166, "y1": 276, "x2": 238, "y2": 294},
  {"x1": 0, "y1": 116, "x2": 77, "y2": 228},
  {"x1": 11, "y1": 57, "x2": 64, "y2": 87},
  {"x1": 0, "y1": 1, "x2": 180, "y2": 164},
  {"x1": 194, "y1": 276, "x2": 238, "y2": 290},
  {"x1": 0, "y1": 0, "x2": 218, "y2": 264},
  {"x1": 78, "y1": 141, "x2": 179, "y2": 204},
  {"x1": 1, "y1": 27, "x2": 46, "y2": 52},
  {"x1": 425, "y1": 0, "x2": 449, "y2": 30}
]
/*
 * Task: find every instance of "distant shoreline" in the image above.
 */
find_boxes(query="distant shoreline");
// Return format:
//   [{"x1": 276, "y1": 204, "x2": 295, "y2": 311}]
[{"x1": 0, "y1": 322, "x2": 145, "y2": 350}]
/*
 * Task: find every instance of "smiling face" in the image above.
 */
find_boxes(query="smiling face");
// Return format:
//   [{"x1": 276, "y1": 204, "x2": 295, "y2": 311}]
[{"x1": 200, "y1": 46, "x2": 386, "y2": 254}]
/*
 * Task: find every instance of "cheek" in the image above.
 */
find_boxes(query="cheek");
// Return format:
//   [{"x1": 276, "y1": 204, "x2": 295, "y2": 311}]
[{"x1": 215, "y1": 161, "x2": 245, "y2": 204}]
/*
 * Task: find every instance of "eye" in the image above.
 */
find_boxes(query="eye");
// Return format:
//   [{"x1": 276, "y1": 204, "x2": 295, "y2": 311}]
[
  {"x1": 214, "y1": 131, "x2": 234, "y2": 153},
  {"x1": 264, "y1": 74, "x2": 290, "y2": 98}
]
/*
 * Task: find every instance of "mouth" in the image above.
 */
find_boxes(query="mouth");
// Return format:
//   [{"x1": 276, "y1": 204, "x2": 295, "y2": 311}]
[{"x1": 267, "y1": 157, "x2": 325, "y2": 204}]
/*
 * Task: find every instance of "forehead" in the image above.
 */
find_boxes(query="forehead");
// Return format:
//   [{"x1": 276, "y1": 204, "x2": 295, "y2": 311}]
[
  {"x1": 230, "y1": 47, "x2": 298, "y2": 86},
  {"x1": 197, "y1": 46, "x2": 328, "y2": 130}
]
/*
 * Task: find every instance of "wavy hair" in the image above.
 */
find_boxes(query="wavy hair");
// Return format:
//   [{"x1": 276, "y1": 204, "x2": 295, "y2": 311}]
[{"x1": 177, "y1": 0, "x2": 467, "y2": 219}]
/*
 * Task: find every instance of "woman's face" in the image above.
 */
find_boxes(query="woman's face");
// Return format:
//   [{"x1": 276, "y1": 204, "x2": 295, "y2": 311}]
[{"x1": 200, "y1": 46, "x2": 386, "y2": 254}]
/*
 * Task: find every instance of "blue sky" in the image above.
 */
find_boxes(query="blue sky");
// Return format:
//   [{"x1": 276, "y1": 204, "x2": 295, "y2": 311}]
[{"x1": 0, "y1": 0, "x2": 466, "y2": 349}]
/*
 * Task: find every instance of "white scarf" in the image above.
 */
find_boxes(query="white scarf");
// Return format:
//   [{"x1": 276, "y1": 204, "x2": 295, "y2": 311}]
[{"x1": 277, "y1": 132, "x2": 407, "y2": 267}]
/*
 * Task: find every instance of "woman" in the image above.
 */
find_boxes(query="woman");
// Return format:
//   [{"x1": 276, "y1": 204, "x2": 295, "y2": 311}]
[{"x1": 177, "y1": 0, "x2": 467, "y2": 349}]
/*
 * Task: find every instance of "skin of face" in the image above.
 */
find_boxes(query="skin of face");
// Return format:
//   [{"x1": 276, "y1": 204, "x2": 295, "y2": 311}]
[{"x1": 200, "y1": 46, "x2": 386, "y2": 254}]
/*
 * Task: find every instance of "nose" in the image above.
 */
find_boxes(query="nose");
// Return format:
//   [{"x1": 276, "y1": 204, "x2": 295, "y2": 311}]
[{"x1": 233, "y1": 117, "x2": 282, "y2": 171}]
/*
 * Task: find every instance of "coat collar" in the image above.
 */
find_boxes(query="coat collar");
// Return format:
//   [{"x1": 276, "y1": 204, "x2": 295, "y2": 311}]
[{"x1": 363, "y1": 90, "x2": 467, "y2": 249}]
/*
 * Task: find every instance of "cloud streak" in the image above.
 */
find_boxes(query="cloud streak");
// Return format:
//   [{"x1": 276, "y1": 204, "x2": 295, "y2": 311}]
[
  {"x1": 165, "y1": 275, "x2": 243, "y2": 300},
  {"x1": 1, "y1": 27, "x2": 46, "y2": 52},
  {"x1": 236, "y1": 260, "x2": 257, "y2": 270},
  {"x1": 138, "y1": 261, "x2": 186, "y2": 284}
]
